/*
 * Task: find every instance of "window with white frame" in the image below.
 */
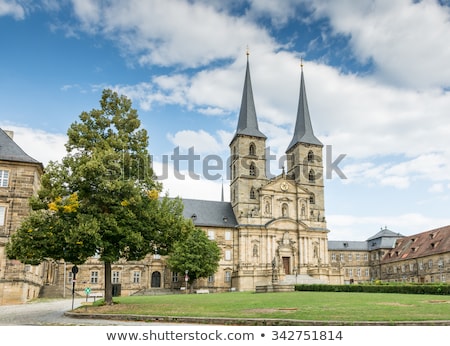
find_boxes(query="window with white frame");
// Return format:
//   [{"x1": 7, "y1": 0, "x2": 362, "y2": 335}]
[
  {"x1": 331, "y1": 253, "x2": 336, "y2": 261},
  {"x1": 348, "y1": 254, "x2": 353, "y2": 261},
  {"x1": 0, "y1": 170, "x2": 9, "y2": 187},
  {"x1": 365, "y1": 269, "x2": 369, "y2": 277},
  {"x1": 207, "y1": 230, "x2": 215, "y2": 240},
  {"x1": 67, "y1": 271, "x2": 73, "y2": 284},
  {"x1": 225, "y1": 271, "x2": 231, "y2": 282},
  {"x1": 90, "y1": 271, "x2": 99, "y2": 284},
  {"x1": 112, "y1": 271, "x2": 120, "y2": 283},
  {"x1": 208, "y1": 275, "x2": 214, "y2": 283},
  {"x1": 225, "y1": 250, "x2": 231, "y2": 261},
  {"x1": 172, "y1": 272, "x2": 179, "y2": 283},
  {"x1": 133, "y1": 271, "x2": 141, "y2": 283},
  {"x1": 0, "y1": 206, "x2": 6, "y2": 226},
  {"x1": 346, "y1": 268, "x2": 353, "y2": 277},
  {"x1": 225, "y1": 231, "x2": 231, "y2": 241}
]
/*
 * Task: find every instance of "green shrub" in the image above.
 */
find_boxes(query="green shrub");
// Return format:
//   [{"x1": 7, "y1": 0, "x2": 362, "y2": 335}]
[{"x1": 295, "y1": 283, "x2": 450, "y2": 295}]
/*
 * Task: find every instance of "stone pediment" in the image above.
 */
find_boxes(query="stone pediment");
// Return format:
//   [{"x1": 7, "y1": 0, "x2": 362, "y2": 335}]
[
  {"x1": 260, "y1": 175, "x2": 311, "y2": 197},
  {"x1": 265, "y1": 217, "x2": 306, "y2": 231}
]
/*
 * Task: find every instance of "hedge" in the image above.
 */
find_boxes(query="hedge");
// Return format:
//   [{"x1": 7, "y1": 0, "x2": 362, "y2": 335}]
[{"x1": 295, "y1": 283, "x2": 450, "y2": 295}]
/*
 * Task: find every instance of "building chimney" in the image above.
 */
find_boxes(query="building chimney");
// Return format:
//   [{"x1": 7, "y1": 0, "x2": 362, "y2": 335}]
[{"x1": 4, "y1": 130, "x2": 14, "y2": 139}]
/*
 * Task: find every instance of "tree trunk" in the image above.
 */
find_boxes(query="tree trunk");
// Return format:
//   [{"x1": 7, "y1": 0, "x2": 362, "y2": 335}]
[{"x1": 104, "y1": 261, "x2": 113, "y2": 305}]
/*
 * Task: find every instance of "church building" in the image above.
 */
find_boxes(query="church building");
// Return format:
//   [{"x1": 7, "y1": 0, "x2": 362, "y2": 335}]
[{"x1": 224, "y1": 54, "x2": 335, "y2": 290}]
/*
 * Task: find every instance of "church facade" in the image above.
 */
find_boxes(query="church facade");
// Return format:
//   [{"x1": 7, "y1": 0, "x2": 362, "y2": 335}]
[{"x1": 226, "y1": 55, "x2": 334, "y2": 290}]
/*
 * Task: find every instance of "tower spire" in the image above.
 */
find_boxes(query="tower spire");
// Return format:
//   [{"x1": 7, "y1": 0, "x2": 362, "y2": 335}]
[
  {"x1": 286, "y1": 62, "x2": 322, "y2": 152},
  {"x1": 232, "y1": 51, "x2": 266, "y2": 142}
]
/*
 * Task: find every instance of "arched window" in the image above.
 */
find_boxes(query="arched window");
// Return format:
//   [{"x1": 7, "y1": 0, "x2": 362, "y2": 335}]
[
  {"x1": 249, "y1": 162, "x2": 256, "y2": 176},
  {"x1": 308, "y1": 169, "x2": 315, "y2": 183},
  {"x1": 249, "y1": 143, "x2": 256, "y2": 156},
  {"x1": 307, "y1": 150, "x2": 314, "y2": 162},
  {"x1": 250, "y1": 187, "x2": 256, "y2": 199},
  {"x1": 309, "y1": 194, "x2": 315, "y2": 204}
]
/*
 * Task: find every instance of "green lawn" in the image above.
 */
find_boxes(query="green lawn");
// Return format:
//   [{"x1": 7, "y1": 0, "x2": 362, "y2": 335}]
[{"x1": 80, "y1": 291, "x2": 450, "y2": 322}]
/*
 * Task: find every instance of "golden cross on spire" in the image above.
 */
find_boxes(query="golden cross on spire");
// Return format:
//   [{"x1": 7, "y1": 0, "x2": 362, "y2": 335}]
[
  {"x1": 246, "y1": 45, "x2": 250, "y2": 56},
  {"x1": 300, "y1": 57, "x2": 304, "y2": 70}
]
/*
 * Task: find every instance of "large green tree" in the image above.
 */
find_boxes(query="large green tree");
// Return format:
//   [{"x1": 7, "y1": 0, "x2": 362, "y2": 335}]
[
  {"x1": 7, "y1": 89, "x2": 189, "y2": 304},
  {"x1": 166, "y1": 226, "x2": 221, "y2": 292}
]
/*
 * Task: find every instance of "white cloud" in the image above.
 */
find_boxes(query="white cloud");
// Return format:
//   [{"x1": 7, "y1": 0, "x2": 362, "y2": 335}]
[
  {"x1": 0, "y1": 0, "x2": 25, "y2": 19},
  {"x1": 69, "y1": 0, "x2": 278, "y2": 68},
  {"x1": 0, "y1": 123, "x2": 67, "y2": 165},
  {"x1": 328, "y1": 212, "x2": 450, "y2": 241},
  {"x1": 167, "y1": 129, "x2": 225, "y2": 154},
  {"x1": 428, "y1": 183, "x2": 444, "y2": 193},
  {"x1": 309, "y1": 0, "x2": 450, "y2": 88},
  {"x1": 152, "y1": 160, "x2": 226, "y2": 202}
]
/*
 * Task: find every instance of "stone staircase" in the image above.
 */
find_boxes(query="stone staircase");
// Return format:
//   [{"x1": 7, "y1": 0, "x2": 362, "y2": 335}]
[
  {"x1": 131, "y1": 288, "x2": 182, "y2": 296},
  {"x1": 278, "y1": 274, "x2": 327, "y2": 285},
  {"x1": 39, "y1": 284, "x2": 73, "y2": 298}
]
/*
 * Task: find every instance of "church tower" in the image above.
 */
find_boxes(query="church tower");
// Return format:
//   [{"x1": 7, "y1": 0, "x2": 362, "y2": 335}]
[
  {"x1": 229, "y1": 52, "x2": 267, "y2": 219},
  {"x1": 286, "y1": 64, "x2": 325, "y2": 224}
]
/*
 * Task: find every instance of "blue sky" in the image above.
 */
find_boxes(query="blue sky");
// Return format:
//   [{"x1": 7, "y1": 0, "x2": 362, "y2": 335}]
[{"x1": 1, "y1": 0, "x2": 450, "y2": 241}]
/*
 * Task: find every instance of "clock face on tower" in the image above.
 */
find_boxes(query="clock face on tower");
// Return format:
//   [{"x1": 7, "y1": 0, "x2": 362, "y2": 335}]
[{"x1": 280, "y1": 181, "x2": 288, "y2": 191}]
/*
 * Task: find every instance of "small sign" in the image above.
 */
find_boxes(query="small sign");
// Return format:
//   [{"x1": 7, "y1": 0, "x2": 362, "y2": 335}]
[{"x1": 84, "y1": 287, "x2": 91, "y2": 295}]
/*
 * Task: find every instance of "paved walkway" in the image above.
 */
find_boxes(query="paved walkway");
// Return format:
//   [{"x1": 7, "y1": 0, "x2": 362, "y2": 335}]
[{"x1": 0, "y1": 298, "x2": 156, "y2": 325}]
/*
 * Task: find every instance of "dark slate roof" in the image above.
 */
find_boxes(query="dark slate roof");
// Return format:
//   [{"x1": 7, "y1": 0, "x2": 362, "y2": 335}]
[
  {"x1": 367, "y1": 228, "x2": 403, "y2": 241},
  {"x1": 329, "y1": 228, "x2": 404, "y2": 251},
  {"x1": 181, "y1": 198, "x2": 238, "y2": 228},
  {"x1": 328, "y1": 240, "x2": 368, "y2": 251},
  {"x1": 231, "y1": 55, "x2": 266, "y2": 142},
  {"x1": 0, "y1": 128, "x2": 42, "y2": 165},
  {"x1": 286, "y1": 69, "x2": 322, "y2": 152}
]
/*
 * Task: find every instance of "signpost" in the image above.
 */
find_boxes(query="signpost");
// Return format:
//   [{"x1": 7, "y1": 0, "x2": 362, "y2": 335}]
[
  {"x1": 84, "y1": 287, "x2": 91, "y2": 302},
  {"x1": 71, "y1": 265, "x2": 78, "y2": 310}
]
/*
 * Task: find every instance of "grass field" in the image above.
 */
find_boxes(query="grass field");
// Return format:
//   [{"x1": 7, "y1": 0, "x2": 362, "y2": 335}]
[{"x1": 78, "y1": 291, "x2": 450, "y2": 322}]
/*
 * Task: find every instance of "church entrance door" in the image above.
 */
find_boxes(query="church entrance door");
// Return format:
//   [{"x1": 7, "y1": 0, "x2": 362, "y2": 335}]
[
  {"x1": 151, "y1": 271, "x2": 161, "y2": 288},
  {"x1": 282, "y1": 257, "x2": 290, "y2": 274}
]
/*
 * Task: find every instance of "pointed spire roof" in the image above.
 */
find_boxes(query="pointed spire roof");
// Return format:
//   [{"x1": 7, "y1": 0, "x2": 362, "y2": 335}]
[
  {"x1": 286, "y1": 64, "x2": 322, "y2": 152},
  {"x1": 232, "y1": 53, "x2": 266, "y2": 142}
]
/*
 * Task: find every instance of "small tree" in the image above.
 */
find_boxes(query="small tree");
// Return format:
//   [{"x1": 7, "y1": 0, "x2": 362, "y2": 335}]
[
  {"x1": 7, "y1": 89, "x2": 189, "y2": 304},
  {"x1": 166, "y1": 225, "x2": 221, "y2": 291}
]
